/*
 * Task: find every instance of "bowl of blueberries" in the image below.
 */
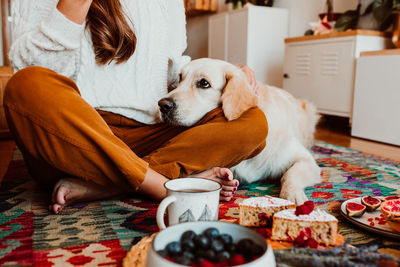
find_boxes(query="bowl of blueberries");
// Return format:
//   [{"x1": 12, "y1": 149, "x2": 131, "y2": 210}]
[{"x1": 146, "y1": 221, "x2": 275, "y2": 267}]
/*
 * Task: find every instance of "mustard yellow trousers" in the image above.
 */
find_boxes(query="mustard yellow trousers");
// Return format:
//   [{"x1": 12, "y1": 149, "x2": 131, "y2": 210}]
[{"x1": 4, "y1": 67, "x2": 268, "y2": 190}]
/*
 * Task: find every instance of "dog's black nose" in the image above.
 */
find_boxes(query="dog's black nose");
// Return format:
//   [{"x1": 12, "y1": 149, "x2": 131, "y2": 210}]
[{"x1": 158, "y1": 98, "x2": 175, "y2": 113}]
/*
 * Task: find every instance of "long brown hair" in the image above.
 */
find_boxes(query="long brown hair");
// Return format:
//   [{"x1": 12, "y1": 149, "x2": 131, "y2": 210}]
[{"x1": 86, "y1": 0, "x2": 136, "y2": 65}]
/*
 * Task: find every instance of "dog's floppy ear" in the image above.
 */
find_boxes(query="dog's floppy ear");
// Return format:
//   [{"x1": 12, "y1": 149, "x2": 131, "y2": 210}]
[{"x1": 221, "y1": 73, "x2": 258, "y2": 121}]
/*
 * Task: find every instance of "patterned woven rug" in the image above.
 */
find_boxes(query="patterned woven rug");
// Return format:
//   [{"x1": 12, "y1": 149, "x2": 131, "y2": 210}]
[{"x1": 1, "y1": 141, "x2": 400, "y2": 266}]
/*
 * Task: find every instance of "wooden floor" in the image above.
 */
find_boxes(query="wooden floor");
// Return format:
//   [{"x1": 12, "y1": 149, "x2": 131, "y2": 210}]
[
  {"x1": 315, "y1": 115, "x2": 400, "y2": 162},
  {"x1": 0, "y1": 115, "x2": 399, "y2": 181}
]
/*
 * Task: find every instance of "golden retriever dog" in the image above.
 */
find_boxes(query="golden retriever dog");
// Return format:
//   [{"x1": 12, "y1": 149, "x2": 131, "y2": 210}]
[{"x1": 158, "y1": 58, "x2": 321, "y2": 204}]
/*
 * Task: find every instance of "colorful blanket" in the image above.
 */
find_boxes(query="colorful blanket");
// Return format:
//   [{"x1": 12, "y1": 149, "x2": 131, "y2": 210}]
[{"x1": 1, "y1": 141, "x2": 400, "y2": 266}]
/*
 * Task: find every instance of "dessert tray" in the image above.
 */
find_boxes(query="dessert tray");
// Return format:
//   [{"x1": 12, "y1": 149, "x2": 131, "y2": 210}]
[{"x1": 340, "y1": 197, "x2": 400, "y2": 239}]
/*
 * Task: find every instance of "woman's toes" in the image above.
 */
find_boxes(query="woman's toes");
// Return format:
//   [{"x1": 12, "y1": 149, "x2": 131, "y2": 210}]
[
  {"x1": 220, "y1": 190, "x2": 233, "y2": 197},
  {"x1": 51, "y1": 203, "x2": 63, "y2": 214},
  {"x1": 220, "y1": 195, "x2": 232, "y2": 202},
  {"x1": 49, "y1": 180, "x2": 73, "y2": 214},
  {"x1": 56, "y1": 186, "x2": 69, "y2": 206},
  {"x1": 217, "y1": 167, "x2": 233, "y2": 180},
  {"x1": 221, "y1": 185, "x2": 237, "y2": 192},
  {"x1": 192, "y1": 167, "x2": 238, "y2": 200},
  {"x1": 220, "y1": 179, "x2": 239, "y2": 188}
]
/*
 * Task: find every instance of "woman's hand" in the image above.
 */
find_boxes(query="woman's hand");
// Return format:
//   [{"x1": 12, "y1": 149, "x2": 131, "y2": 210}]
[
  {"x1": 238, "y1": 65, "x2": 256, "y2": 91},
  {"x1": 57, "y1": 0, "x2": 93, "y2": 24}
]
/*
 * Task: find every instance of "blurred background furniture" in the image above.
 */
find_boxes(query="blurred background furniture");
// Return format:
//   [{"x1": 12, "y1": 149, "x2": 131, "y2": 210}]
[
  {"x1": 0, "y1": 0, "x2": 13, "y2": 138},
  {"x1": 282, "y1": 30, "x2": 392, "y2": 119},
  {"x1": 184, "y1": 0, "x2": 218, "y2": 16},
  {"x1": 351, "y1": 49, "x2": 400, "y2": 146},
  {"x1": 0, "y1": 66, "x2": 12, "y2": 138},
  {"x1": 208, "y1": 5, "x2": 288, "y2": 87}
]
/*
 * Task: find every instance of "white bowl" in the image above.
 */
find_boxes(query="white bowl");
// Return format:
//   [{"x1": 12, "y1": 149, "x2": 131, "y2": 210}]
[{"x1": 146, "y1": 221, "x2": 275, "y2": 267}]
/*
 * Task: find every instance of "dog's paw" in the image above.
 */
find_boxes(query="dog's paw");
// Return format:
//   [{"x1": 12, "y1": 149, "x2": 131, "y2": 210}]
[{"x1": 279, "y1": 186, "x2": 308, "y2": 205}]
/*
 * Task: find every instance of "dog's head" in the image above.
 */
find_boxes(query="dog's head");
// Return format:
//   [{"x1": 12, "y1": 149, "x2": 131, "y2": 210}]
[{"x1": 158, "y1": 58, "x2": 258, "y2": 126}]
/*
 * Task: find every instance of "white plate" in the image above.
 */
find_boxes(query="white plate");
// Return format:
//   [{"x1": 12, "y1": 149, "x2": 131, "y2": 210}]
[{"x1": 340, "y1": 197, "x2": 400, "y2": 239}]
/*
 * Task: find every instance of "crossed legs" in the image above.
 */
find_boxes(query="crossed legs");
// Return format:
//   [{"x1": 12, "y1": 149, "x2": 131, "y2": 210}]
[{"x1": 4, "y1": 67, "x2": 267, "y2": 214}]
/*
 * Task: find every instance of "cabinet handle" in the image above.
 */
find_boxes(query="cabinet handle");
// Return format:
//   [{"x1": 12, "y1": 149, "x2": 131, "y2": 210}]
[{"x1": 283, "y1": 73, "x2": 290, "y2": 79}]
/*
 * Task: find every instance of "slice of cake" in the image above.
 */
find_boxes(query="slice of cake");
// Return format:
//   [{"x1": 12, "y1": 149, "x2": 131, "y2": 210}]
[
  {"x1": 239, "y1": 196, "x2": 295, "y2": 227},
  {"x1": 271, "y1": 208, "x2": 338, "y2": 246}
]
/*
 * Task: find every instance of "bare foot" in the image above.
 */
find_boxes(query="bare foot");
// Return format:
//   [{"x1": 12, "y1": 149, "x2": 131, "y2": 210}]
[
  {"x1": 192, "y1": 167, "x2": 239, "y2": 201},
  {"x1": 49, "y1": 177, "x2": 125, "y2": 214}
]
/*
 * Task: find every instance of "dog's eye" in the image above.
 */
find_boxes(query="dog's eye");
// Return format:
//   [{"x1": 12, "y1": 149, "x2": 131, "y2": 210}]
[
  {"x1": 179, "y1": 73, "x2": 183, "y2": 82},
  {"x1": 196, "y1": 79, "x2": 211, "y2": 89}
]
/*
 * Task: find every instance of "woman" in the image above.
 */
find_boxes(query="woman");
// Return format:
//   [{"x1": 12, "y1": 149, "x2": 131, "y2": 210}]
[{"x1": 4, "y1": 0, "x2": 268, "y2": 214}]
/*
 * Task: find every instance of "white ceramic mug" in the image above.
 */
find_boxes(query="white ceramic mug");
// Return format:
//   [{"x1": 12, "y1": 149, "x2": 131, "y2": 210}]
[{"x1": 156, "y1": 178, "x2": 221, "y2": 229}]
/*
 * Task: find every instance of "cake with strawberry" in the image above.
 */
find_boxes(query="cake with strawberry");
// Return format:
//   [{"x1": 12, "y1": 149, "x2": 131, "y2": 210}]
[
  {"x1": 239, "y1": 196, "x2": 295, "y2": 227},
  {"x1": 271, "y1": 201, "x2": 338, "y2": 246}
]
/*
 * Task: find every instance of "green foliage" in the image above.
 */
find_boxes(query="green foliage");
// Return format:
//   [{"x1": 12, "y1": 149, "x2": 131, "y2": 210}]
[
  {"x1": 373, "y1": 0, "x2": 396, "y2": 30},
  {"x1": 334, "y1": 4, "x2": 361, "y2": 31},
  {"x1": 335, "y1": 0, "x2": 399, "y2": 32}
]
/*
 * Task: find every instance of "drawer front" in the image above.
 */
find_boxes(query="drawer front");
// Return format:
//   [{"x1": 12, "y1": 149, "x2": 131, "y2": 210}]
[
  {"x1": 352, "y1": 55, "x2": 400, "y2": 146},
  {"x1": 283, "y1": 44, "x2": 317, "y2": 105},
  {"x1": 283, "y1": 40, "x2": 355, "y2": 117},
  {"x1": 315, "y1": 40, "x2": 355, "y2": 115}
]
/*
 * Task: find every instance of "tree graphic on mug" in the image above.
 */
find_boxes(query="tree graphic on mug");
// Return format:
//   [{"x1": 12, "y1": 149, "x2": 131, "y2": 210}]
[
  {"x1": 198, "y1": 205, "x2": 213, "y2": 221},
  {"x1": 179, "y1": 209, "x2": 196, "y2": 223}
]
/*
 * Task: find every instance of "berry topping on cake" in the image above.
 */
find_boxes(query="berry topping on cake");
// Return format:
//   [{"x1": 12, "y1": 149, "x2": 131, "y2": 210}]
[
  {"x1": 304, "y1": 200, "x2": 315, "y2": 211},
  {"x1": 295, "y1": 201, "x2": 315, "y2": 216},
  {"x1": 294, "y1": 228, "x2": 318, "y2": 248},
  {"x1": 272, "y1": 208, "x2": 338, "y2": 245}
]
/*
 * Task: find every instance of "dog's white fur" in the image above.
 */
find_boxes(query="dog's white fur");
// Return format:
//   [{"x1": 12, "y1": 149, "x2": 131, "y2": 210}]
[{"x1": 158, "y1": 58, "x2": 322, "y2": 204}]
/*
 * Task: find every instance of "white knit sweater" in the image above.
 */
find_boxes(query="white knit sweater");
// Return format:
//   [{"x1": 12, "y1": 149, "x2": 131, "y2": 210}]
[{"x1": 9, "y1": 0, "x2": 190, "y2": 124}]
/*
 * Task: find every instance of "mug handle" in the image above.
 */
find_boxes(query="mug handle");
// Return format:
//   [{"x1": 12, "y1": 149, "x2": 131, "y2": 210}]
[{"x1": 156, "y1": 195, "x2": 177, "y2": 230}]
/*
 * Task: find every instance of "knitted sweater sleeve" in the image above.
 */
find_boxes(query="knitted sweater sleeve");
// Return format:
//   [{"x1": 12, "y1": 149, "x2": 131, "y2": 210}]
[
  {"x1": 9, "y1": 0, "x2": 85, "y2": 79},
  {"x1": 167, "y1": 0, "x2": 191, "y2": 89}
]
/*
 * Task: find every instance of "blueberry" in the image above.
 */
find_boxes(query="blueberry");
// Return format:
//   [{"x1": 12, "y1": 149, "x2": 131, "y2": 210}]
[
  {"x1": 166, "y1": 241, "x2": 182, "y2": 256},
  {"x1": 252, "y1": 244, "x2": 265, "y2": 257},
  {"x1": 210, "y1": 239, "x2": 225, "y2": 253},
  {"x1": 181, "y1": 239, "x2": 195, "y2": 252},
  {"x1": 194, "y1": 234, "x2": 211, "y2": 250},
  {"x1": 195, "y1": 249, "x2": 207, "y2": 261},
  {"x1": 203, "y1": 227, "x2": 220, "y2": 239},
  {"x1": 173, "y1": 255, "x2": 192, "y2": 265},
  {"x1": 182, "y1": 250, "x2": 195, "y2": 261},
  {"x1": 237, "y1": 239, "x2": 257, "y2": 259},
  {"x1": 157, "y1": 249, "x2": 168, "y2": 258},
  {"x1": 181, "y1": 230, "x2": 197, "y2": 242},
  {"x1": 204, "y1": 249, "x2": 216, "y2": 262},
  {"x1": 237, "y1": 239, "x2": 254, "y2": 250},
  {"x1": 225, "y1": 243, "x2": 237, "y2": 253},
  {"x1": 195, "y1": 256, "x2": 206, "y2": 263},
  {"x1": 218, "y1": 233, "x2": 233, "y2": 246},
  {"x1": 215, "y1": 250, "x2": 231, "y2": 262}
]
